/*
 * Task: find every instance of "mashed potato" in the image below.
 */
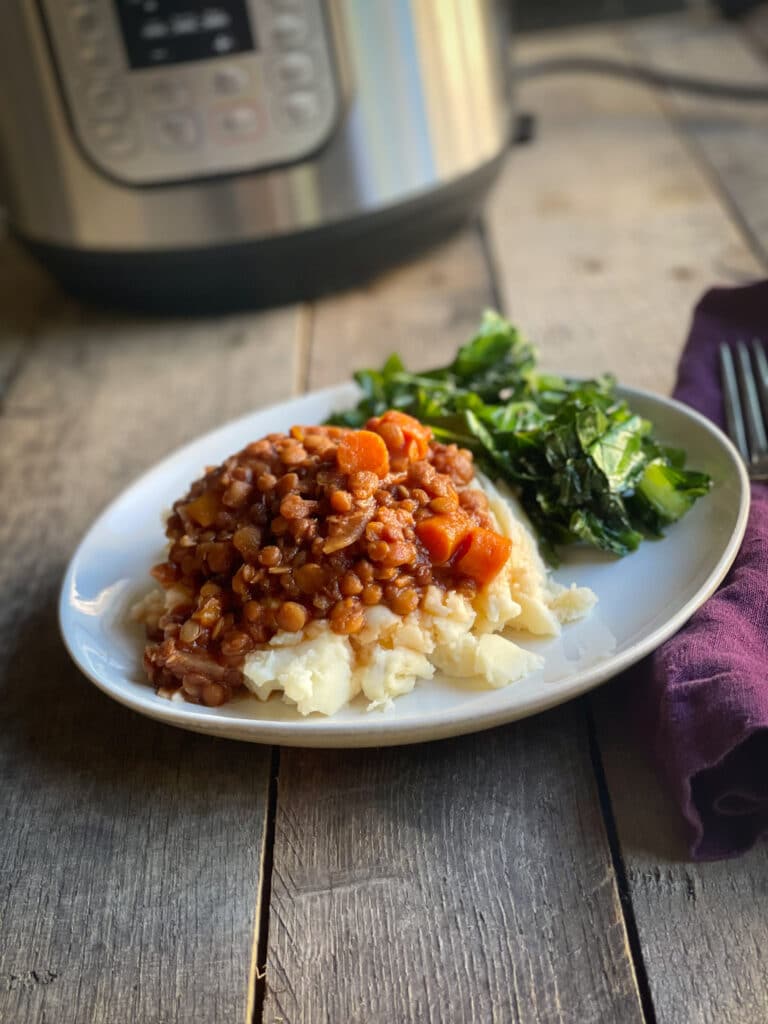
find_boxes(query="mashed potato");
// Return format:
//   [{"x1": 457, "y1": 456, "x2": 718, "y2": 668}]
[{"x1": 242, "y1": 476, "x2": 596, "y2": 715}]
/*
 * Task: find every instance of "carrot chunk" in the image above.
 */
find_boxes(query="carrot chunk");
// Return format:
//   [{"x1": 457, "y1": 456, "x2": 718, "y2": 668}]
[
  {"x1": 416, "y1": 512, "x2": 472, "y2": 563},
  {"x1": 337, "y1": 430, "x2": 390, "y2": 478},
  {"x1": 369, "y1": 410, "x2": 432, "y2": 460},
  {"x1": 185, "y1": 490, "x2": 220, "y2": 527},
  {"x1": 454, "y1": 528, "x2": 512, "y2": 587}
]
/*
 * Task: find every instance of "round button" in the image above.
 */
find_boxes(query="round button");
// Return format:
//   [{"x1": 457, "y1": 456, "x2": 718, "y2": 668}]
[
  {"x1": 93, "y1": 121, "x2": 138, "y2": 157},
  {"x1": 71, "y1": 6, "x2": 103, "y2": 43},
  {"x1": 272, "y1": 14, "x2": 308, "y2": 49},
  {"x1": 212, "y1": 65, "x2": 250, "y2": 96},
  {"x1": 212, "y1": 102, "x2": 265, "y2": 141},
  {"x1": 146, "y1": 78, "x2": 189, "y2": 110},
  {"x1": 275, "y1": 52, "x2": 314, "y2": 90},
  {"x1": 79, "y1": 45, "x2": 115, "y2": 71},
  {"x1": 282, "y1": 90, "x2": 319, "y2": 127},
  {"x1": 152, "y1": 111, "x2": 201, "y2": 150},
  {"x1": 87, "y1": 81, "x2": 128, "y2": 120}
]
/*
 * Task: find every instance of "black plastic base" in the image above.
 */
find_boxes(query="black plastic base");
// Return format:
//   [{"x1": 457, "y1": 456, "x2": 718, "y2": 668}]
[{"x1": 20, "y1": 154, "x2": 505, "y2": 314}]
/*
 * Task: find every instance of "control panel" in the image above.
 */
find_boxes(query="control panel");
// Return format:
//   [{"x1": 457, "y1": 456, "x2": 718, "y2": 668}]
[{"x1": 40, "y1": 0, "x2": 340, "y2": 185}]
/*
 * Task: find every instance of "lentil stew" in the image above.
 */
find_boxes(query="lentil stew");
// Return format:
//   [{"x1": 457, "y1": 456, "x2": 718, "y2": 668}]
[{"x1": 142, "y1": 411, "x2": 512, "y2": 707}]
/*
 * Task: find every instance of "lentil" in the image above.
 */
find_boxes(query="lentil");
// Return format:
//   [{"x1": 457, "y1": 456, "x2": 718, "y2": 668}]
[{"x1": 340, "y1": 571, "x2": 363, "y2": 596}]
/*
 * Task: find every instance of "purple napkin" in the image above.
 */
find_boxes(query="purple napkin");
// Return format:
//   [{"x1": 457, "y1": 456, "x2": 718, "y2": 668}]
[{"x1": 646, "y1": 280, "x2": 768, "y2": 860}]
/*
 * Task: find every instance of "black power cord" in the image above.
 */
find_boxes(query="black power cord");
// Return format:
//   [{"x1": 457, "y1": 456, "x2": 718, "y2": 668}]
[{"x1": 517, "y1": 55, "x2": 768, "y2": 102}]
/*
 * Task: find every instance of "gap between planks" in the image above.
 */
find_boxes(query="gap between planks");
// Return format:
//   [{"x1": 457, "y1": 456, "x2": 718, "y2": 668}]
[
  {"x1": 489, "y1": 19, "x2": 768, "y2": 1024},
  {"x1": 0, "y1": 294, "x2": 301, "y2": 1024},
  {"x1": 620, "y1": 19, "x2": 768, "y2": 272},
  {"x1": 250, "y1": 748, "x2": 281, "y2": 1024},
  {"x1": 259, "y1": 227, "x2": 646, "y2": 1023},
  {"x1": 621, "y1": 13, "x2": 768, "y2": 270},
  {"x1": 476, "y1": 213, "x2": 658, "y2": 1024},
  {"x1": 584, "y1": 701, "x2": 658, "y2": 1024},
  {"x1": 252, "y1": 304, "x2": 312, "y2": 1024}
]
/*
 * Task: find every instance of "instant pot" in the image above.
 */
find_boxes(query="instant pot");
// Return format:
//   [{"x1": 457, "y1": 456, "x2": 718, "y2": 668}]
[{"x1": 0, "y1": 1, "x2": 513, "y2": 310}]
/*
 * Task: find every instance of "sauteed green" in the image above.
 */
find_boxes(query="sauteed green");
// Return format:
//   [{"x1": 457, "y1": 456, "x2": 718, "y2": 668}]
[{"x1": 329, "y1": 311, "x2": 711, "y2": 561}]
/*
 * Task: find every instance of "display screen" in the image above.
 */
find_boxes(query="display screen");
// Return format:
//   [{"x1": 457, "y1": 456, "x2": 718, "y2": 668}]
[{"x1": 114, "y1": 1, "x2": 255, "y2": 68}]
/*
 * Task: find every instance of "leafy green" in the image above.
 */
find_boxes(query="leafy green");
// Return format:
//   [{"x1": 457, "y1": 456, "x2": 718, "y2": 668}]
[{"x1": 328, "y1": 311, "x2": 711, "y2": 561}]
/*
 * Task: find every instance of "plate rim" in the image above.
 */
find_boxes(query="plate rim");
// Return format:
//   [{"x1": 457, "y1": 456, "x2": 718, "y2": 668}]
[{"x1": 59, "y1": 382, "x2": 751, "y2": 747}]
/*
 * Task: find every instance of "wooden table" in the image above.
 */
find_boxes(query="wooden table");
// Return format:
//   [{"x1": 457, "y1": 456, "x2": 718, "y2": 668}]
[{"x1": 2, "y1": 13, "x2": 766, "y2": 1024}]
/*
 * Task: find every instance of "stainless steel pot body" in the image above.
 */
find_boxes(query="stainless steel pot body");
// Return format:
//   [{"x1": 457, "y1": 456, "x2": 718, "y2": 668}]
[{"x1": 0, "y1": 0, "x2": 512, "y2": 253}]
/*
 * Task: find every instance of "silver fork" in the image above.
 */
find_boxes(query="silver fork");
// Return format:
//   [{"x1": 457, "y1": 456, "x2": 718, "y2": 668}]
[{"x1": 719, "y1": 339, "x2": 768, "y2": 481}]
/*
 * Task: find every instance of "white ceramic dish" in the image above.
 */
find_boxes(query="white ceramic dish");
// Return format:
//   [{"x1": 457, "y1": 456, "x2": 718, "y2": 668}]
[{"x1": 59, "y1": 383, "x2": 749, "y2": 748}]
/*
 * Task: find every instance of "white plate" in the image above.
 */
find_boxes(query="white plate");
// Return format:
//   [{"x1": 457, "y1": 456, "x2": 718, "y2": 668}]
[{"x1": 59, "y1": 383, "x2": 749, "y2": 748}]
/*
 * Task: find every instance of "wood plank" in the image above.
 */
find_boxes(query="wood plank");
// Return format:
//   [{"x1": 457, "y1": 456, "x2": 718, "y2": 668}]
[
  {"x1": 265, "y1": 708, "x2": 643, "y2": 1024},
  {"x1": 306, "y1": 232, "x2": 496, "y2": 388},
  {"x1": 0, "y1": 236, "x2": 66, "y2": 402},
  {"x1": 595, "y1": 679, "x2": 768, "y2": 1024},
  {"x1": 609, "y1": 19, "x2": 768, "y2": 1024},
  {"x1": 263, "y1": 230, "x2": 644, "y2": 1024},
  {"x1": 745, "y1": 4, "x2": 768, "y2": 60},
  {"x1": 516, "y1": 0, "x2": 686, "y2": 33},
  {"x1": 624, "y1": 14, "x2": 768, "y2": 265},
  {"x1": 0, "y1": 250, "x2": 300, "y2": 1024},
  {"x1": 490, "y1": 23, "x2": 768, "y2": 1024},
  {"x1": 489, "y1": 25, "x2": 758, "y2": 395}
]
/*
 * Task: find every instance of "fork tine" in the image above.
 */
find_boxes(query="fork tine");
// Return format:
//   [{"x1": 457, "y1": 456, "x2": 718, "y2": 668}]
[
  {"x1": 720, "y1": 344, "x2": 749, "y2": 461},
  {"x1": 751, "y1": 339, "x2": 768, "y2": 437},
  {"x1": 735, "y1": 341, "x2": 768, "y2": 460}
]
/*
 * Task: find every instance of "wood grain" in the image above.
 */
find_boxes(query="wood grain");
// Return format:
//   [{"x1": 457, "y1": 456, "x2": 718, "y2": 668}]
[
  {"x1": 3, "y1": 14, "x2": 765, "y2": 1023},
  {"x1": 625, "y1": 14, "x2": 768, "y2": 266},
  {"x1": 746, "y1": 4, "x2": 768, "y2": 60},
  {"x1": 262, "y1": 228, "x2": 643, "y2": 1024},
  {"x1": 487, "y1": 25, "x2": 758, "y2": 395},
  {"x1": 306, "y1": 232, "x2": 496, "y2": 389},
  {"x1": 595, "y1": 679, "x2": 768, "y2": 1024},
  {"x1": 264, "y1": 708, "x2": 643, "y2": 1024},
  {"x1": 491, "y1": 23, "x2": 768, "y2": 1024},
  {"x1": 603, "y1": 19, "x2": 768, "y2": 1024},
  {"x1": 0, "y1": 256, "x2": 300, "y2": 1024},
  {"x1": 0, "y1": 236, "x2": 66, "y2": 403}
]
